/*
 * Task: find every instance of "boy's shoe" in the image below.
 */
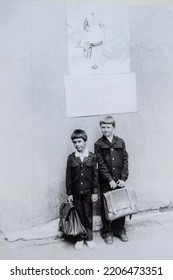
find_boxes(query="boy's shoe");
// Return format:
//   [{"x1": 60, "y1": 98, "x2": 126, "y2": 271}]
[
  {"x1": 114, "y1": 229, "x2": 129, "y2": 242},
  {"x1": 86, "y1": 240, "x2": 96, "y2": 249},
  {"x1": 118, "y1": 232, "x2": 129, "y2": 242},
  {"x1": 57, "y1": 231, "x2": 63, "y2": 238},
  {"x1": 74, "y1": 240, "x2": 84, "y2": 250},
  {"x1": 104, "y1": 236, "x2": 113, "y2": 244}
]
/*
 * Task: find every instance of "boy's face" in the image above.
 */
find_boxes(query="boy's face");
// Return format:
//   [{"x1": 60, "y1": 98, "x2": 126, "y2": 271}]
[
  {"x1": 100, "y1": 123, "x2": 114, "y2": 138},
  {"x1": 72, "y1": 138, "x2": 86, "y2": 153}
]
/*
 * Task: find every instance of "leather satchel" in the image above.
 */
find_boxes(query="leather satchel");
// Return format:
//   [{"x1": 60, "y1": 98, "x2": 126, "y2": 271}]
[
  {"x1": 103, "y1": 187, "x2": 138, "y2": 221},
  {"x1": 59, "y1": 202, "x2": 87, "y2": 236}
]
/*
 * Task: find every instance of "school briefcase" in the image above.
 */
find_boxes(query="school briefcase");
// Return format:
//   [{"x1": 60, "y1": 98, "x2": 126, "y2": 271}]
[
  {"x1": 58, "y1": 202, "x2": 87, "y2": 236},
  {"x1": 103, "y1": 187, "x2": 138, "y2": 221}
]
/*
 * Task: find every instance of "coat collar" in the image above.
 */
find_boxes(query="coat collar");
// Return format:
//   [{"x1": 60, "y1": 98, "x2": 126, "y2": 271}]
[
  {"x1": 72, "y1": 152, "x2": 93, "y2": 164},
  {"x1": 102, "y1": 135, "x2": 116, "y2": 146},
  {"x1": 75, "y1": 148, "x2": 89, "y2": 159}
]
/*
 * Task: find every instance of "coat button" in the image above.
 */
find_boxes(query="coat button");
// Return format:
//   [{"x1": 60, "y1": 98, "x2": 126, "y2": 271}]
[
  {"x1": 81, "y1": 182, "x2": 83, "y2": 185},
  {"x1": 111, "y1": 148, "x2": 114, "y2": 151},
  {"x1": 112, "y1": 158, "x2": 114, "y2": 160},
  {"x1": 81, "y1": 164, "x2": 83, "y2": 167},
  {"x1": 113, "y1": 167, "x2": 115, "y2": 170},
  {"x1": 81, "y1": 173, "x2": 83, "y2": 176}
]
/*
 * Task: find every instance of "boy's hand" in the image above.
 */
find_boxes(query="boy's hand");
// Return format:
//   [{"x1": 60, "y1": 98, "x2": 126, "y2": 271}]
[
  {"x1": 109, "y1": 180, "x2": 117, "y2": 189},
  {"x1": 67, "y1": 195, "x2": 73, "y2": 203},
  {"x1": 91, "y1": 193, "x2": 98, "y2": 202},
  {"x1": 117, "y1": 179, "x2": 125, "y2": 188}
]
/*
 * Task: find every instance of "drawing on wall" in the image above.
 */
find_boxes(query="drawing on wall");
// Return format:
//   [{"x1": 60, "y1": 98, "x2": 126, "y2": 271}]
[{"x1": 66, "y1": 2, "x2": 130, "y2": 74}]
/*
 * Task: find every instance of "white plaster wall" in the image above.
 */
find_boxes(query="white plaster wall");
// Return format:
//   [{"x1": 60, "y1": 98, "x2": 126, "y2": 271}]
[
  {"x1": 0, "y1": 1, "x2": 173, "y2": 233},
  {"x1": 0, "y1": 1, "x2": 68, "y2": 232},
  {"x1": 128, "y1": 5, "x2": 173, "y2": 208}
]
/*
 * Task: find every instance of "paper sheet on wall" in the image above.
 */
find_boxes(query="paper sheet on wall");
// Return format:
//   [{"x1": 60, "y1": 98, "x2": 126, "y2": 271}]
[
  {"x1": 66, "y1": 2, "x2": 129, "y2": 74},
  {"x1": 64, "y1": 73, "x2": 137, "y2": 117}
]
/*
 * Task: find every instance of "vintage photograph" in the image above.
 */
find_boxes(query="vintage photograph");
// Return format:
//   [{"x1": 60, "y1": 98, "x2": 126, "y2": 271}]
[{"x1": 0, "y1": 0, "x2": 173, "y2": 261}]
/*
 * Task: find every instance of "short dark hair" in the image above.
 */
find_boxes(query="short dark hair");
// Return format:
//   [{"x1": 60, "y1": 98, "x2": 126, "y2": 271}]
[
  {"x1": 99, "y1": 115, "x2": 116, "y2": 128},
  {"x1": 71, "y1": 129, "x2": 88, "y2": 142}
]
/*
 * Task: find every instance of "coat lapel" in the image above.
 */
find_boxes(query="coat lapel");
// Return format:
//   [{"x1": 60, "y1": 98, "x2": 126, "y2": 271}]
[
  {"x1": 82, "y1": 152, "x2": 92, "y2": 164},
  {"x1": 102, "y1": 136, "x2": 111, "y2": 147},
  {"x1": 72, "y1": 154, "x2": 82, "y2": 164},
  {"x1": 111, "y1": 135, "x2": 117, "y2": 146},
  {"x1": 101, "y1": 135, "x2": 120, "y2": 148}
]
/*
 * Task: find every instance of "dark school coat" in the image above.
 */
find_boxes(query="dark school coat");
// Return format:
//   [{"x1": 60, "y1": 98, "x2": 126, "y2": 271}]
[
  {"x1": 66, "y1": 152, "x2": 98, "y2": 195},
  {"x1": 94, "y1": 135, "x2": 129, "y2": 193}
]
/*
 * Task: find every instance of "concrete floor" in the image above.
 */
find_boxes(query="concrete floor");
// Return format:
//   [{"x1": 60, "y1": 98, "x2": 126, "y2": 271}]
[{"x1": 0, "y1": 210, "x2": 173, "y2": 260}]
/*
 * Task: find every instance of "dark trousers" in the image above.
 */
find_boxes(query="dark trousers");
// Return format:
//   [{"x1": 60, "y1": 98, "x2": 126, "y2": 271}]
[
  {"x1": 100, "y1": 194, "x2": 125, "y2": 238},
  {"x1": 73, "y1": 194, "x2": 93, "y2": 241}
]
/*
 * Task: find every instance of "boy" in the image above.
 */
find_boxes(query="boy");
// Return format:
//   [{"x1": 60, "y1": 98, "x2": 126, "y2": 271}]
[
  {"x1": 94, "y1": 115, "x2": 129, "y2": 244},
  {"x1": 66, "y1": 129, "x2": 98, "y2": 250}
]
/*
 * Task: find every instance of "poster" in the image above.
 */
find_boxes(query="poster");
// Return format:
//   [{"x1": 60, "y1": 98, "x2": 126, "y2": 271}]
[
  {"x1": 66, "y1": 2, "x2": 129, "y2": 74},
  {"x1": 64, "y1": 73, "x2": 137, "y2": 117}
]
